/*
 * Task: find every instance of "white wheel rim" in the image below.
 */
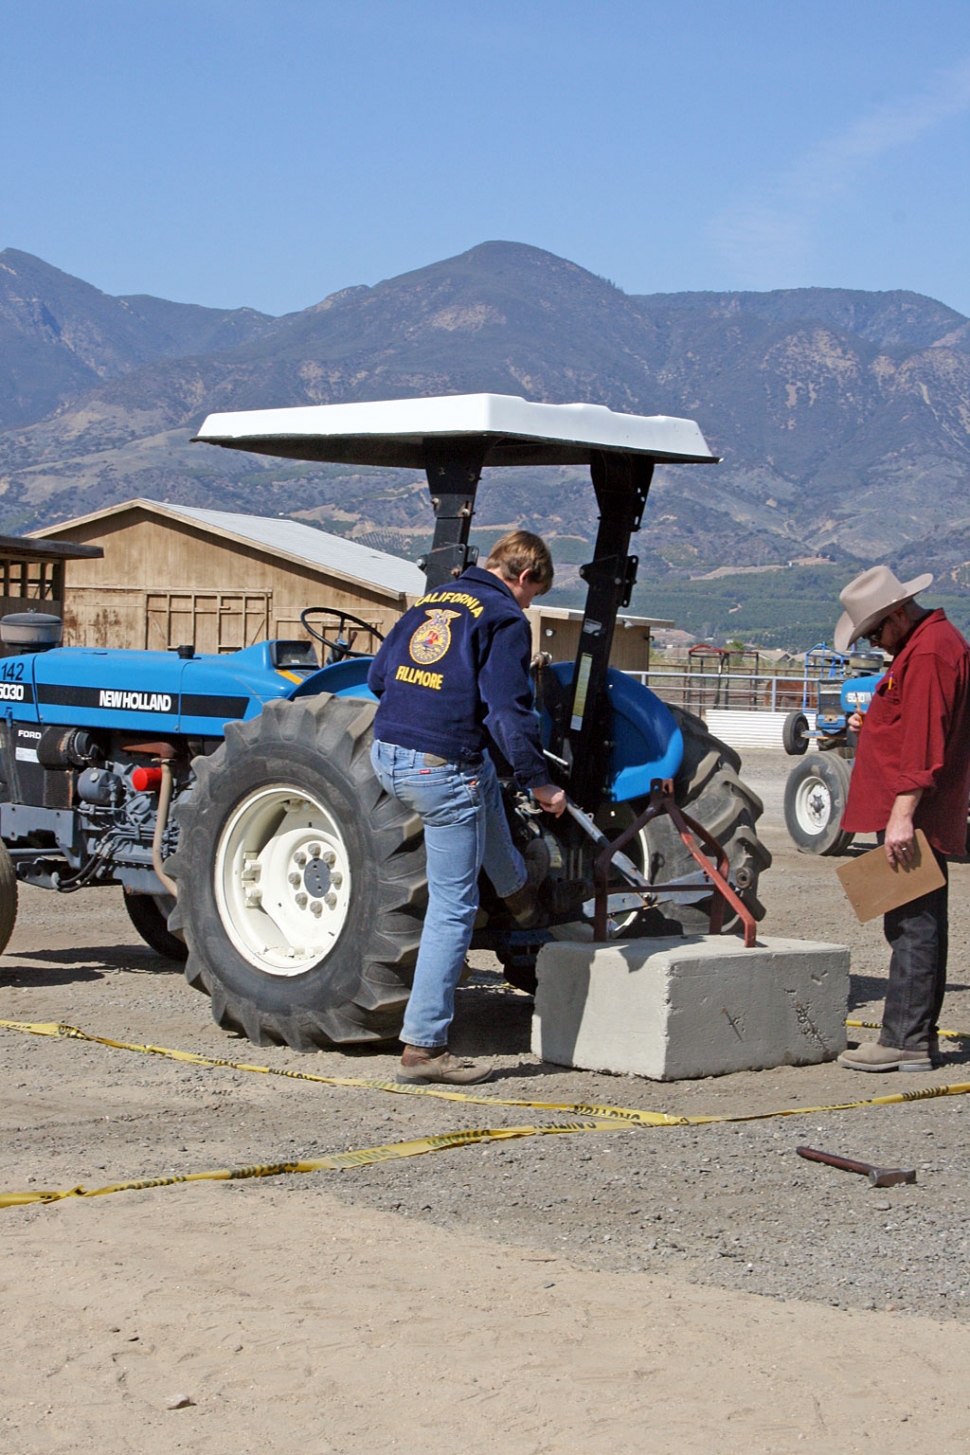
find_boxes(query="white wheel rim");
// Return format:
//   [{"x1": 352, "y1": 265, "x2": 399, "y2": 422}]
[
  {"x1": 214, "y1": 785, "x2": 352, "y2": 977},
  {"x1": 794, "y1": 774, "x2": 833, "y2": 836},
  {"x1": 550, "y1": 804, "x2": 707, "y2": 941},
  {"x1": 591, "y1": 803, "x2": 654, "y2": 933}
]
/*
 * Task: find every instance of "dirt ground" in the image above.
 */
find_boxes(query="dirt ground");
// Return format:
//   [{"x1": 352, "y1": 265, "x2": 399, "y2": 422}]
[{"x1": 3, "y1": 749, "x2": 970, "y2": 1454}]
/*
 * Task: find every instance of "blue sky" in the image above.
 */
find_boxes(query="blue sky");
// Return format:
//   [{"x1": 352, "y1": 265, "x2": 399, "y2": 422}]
[{"x1": 2, "y1": 1, "x2": 969, "y2": 316}]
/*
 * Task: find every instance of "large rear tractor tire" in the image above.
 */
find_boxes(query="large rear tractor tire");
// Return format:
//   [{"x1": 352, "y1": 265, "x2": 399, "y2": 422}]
[
  {"x1": 167, "y1": 695, "x2": 426, "y2": 1050},
  {"x1": 600, "y1": 706, "x2": 772, "y2": 937},
  {"x1": 0, "y1": 840, "x2": 18, "y2": 955},
  {"x1": 123, "y1": 890, "x2": 188, "y2": 961},
  {"x1": 784, "y1": 753, "x2": 854, "y2": 855}
]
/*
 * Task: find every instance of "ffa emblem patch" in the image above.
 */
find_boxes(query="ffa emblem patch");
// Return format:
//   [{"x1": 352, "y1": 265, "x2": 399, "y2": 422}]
[{"x1": 409, "y1": 609, "x2": 461, "y2": 665}]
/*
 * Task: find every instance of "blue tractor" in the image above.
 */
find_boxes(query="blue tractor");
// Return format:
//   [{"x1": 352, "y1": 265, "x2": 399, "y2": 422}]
[
  {"x1": 781, "y1": 649, "x2": 884, "y2": 855},
  {"x1": 0, "y1": 395, "x2": 771, "y2": 1050}
]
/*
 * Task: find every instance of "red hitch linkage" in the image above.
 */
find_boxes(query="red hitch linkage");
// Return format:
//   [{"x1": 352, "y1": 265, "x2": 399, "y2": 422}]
[{"x1": 587, "y1": 781, "x2": 758, "y2": 947}]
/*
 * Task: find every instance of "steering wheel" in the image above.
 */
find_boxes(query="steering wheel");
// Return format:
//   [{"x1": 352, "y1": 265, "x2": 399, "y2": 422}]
[{"x1": 300, "y1": 607, "x2": 385, "y2": 662}]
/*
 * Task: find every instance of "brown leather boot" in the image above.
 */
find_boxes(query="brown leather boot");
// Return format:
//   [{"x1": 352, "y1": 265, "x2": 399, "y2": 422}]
[
  {"x1": 397, "y1": 1045, "x2": 494, "y2": 1085},
  {"x1": 837, "y1": 1041, "x2": 932, "y2": 1072}
]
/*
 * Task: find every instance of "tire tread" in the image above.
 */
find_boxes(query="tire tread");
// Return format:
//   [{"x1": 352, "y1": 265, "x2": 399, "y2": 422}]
[
  {"x1": 169, "y1": 693, "x2": 425, "y2": 1050},
  {"x1": 636, "y1": 712, "x2": 771, "y2": 934}
]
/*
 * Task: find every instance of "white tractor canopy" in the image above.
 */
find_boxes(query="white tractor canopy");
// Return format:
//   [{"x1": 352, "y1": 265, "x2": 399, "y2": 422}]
[{"x1": 193, "y1": 393, "x2": 719, "y2": 469}]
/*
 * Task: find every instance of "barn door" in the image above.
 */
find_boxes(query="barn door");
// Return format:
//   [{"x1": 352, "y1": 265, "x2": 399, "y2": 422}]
[
  {"x1": 218, "y1": 594, "x2": 273, "y2": 651},
  {"x1": 146, "y1": 592, "x2": 271, "y2": 653}
]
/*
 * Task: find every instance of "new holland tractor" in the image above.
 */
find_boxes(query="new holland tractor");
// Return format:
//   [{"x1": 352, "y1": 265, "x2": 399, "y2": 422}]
[
  {"x1": 0, "y1": 394, "x2": 771, "y2": 1051},
  {"x1": 781, "y1": 650, "x2": 884, "y2": 854}
]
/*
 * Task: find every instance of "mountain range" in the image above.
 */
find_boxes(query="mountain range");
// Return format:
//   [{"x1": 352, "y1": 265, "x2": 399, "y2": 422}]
[{"x1": 1, "y1": 240, "x2": 968, "y2": 645}]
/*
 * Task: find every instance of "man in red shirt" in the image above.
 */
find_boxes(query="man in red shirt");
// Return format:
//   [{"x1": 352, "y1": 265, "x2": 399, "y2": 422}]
[{"x1": 834, "y1": 566, "x2": 970, "y2": 1072}]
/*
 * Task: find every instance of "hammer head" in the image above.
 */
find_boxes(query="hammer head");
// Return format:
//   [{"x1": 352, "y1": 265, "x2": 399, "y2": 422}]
[{"x1": 868, "y1": 1166, "x2": 917, "y2": 1188}]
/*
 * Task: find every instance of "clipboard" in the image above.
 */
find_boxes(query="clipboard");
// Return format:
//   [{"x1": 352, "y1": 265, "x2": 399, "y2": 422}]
[{"x1": 836, "y1": 829, "x2": 945, "y2": 923}]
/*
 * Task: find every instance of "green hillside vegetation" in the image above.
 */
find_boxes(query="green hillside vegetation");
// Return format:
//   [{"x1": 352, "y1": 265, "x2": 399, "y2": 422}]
[
  {"x1": 545, "y1": 564, "x2": 970, "y2": 652},
  {"x1": 634, "y1": 566, "x2": 851, "y2": 648}
]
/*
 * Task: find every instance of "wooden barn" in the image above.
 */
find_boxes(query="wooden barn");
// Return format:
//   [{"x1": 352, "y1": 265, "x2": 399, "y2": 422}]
[
  {"x1": 30, "y1": 499, "x2": 426, "y2": 654},
  {"x1": 526, "y1": 604, "x2": 673, "y2": 675}
]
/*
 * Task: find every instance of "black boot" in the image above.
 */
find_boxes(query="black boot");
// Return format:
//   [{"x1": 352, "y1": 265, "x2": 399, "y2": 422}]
[{"x1": 503, "y1": 839, "x2": 550, "y2": 928}]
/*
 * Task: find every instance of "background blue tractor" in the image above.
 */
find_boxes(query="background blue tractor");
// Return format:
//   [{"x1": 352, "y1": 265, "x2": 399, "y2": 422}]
[
  {"x1": 0, "y1": 395, "x2": 771, "y2": 1050},
  {"x1": 780, "y1": 649, "x2": 884, "y2": 855}
]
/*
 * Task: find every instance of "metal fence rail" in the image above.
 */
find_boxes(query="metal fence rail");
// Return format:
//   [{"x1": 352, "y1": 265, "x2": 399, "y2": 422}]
[{"x1": 625, "y1": 669, "x2": 828, "y2": 715}]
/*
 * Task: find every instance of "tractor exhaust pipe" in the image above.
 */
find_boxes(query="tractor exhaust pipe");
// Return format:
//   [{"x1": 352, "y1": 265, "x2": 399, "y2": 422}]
[{"x1": 152, "y1": 760, "x2": 178, "y2": 899}]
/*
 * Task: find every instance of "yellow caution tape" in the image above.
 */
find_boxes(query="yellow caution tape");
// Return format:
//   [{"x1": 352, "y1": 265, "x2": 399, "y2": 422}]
[
  {"x1": 0, "y1": 1017, "x2": 691, "y2": 1124},
  {"x1": 846, "y1": 1019, "x2": 968, "y2": 1040},
  {"x1": 4, "y1": 1013, "x2": 970, "y2": 1211},
  {"x1": 7, "y1": 1070, "x2": 970, "y2": 1211},
  {"x1": 3, "y1": 1017, "x2": 970, "y2": 1129},
  {"x1": 0, "y1": 1120, "x2": 618, "y2": 1209}
]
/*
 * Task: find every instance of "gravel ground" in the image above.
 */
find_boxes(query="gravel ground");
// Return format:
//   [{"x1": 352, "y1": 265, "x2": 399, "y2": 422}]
[{"x1": 3, "y1": 749, "x2": 970, "y2": 1322}]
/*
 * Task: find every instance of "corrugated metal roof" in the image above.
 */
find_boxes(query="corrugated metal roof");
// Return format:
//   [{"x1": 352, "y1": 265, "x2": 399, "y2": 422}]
[
  {"x1": 529, "y1": 606, "x2": 674, "y2": 627},
  {"x1": 0, "y1": 533, "x2": 103, "y2": 561},
  {"x1": 144, "y1": 501, "x2": 426, "y2": 597}
]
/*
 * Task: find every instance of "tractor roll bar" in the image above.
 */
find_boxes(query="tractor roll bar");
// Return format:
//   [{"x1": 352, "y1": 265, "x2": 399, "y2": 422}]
[{"x1": 194, "y1": 393, "x2": 719, "y2": 809}]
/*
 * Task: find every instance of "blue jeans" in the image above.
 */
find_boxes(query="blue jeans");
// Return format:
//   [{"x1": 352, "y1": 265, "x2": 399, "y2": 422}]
[{"x1": 371, "y1": 740, "x2": 526, "y2": 1048}]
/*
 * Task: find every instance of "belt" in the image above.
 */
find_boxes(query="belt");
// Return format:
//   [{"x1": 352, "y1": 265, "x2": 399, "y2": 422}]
[{"x1": 423, "y1": 752, "x2": 484, "y2": 768}]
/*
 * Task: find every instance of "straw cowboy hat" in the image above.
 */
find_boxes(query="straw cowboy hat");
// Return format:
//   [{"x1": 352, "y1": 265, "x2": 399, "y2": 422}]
[{"x1": 834, "y1": 565, "x2": 933, "y2": 654}]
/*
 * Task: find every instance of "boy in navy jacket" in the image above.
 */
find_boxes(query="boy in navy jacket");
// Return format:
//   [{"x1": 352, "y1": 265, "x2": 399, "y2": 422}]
[{"x1": 368, "y1": 530, "x2": 565, "y2": 1083}]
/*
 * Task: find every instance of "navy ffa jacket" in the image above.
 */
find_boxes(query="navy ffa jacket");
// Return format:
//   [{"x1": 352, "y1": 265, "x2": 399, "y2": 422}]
[{"x1": 367, "y1": 565, "x2": 549, "y2": 790}]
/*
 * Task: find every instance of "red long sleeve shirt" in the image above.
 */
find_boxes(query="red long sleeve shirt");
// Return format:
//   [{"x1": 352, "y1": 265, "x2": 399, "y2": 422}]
[{"x1": 842, "y1": 610, "x2": 970, "y2": 856}]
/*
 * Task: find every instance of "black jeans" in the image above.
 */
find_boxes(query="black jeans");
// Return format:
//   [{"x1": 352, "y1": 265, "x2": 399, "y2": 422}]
[{"x1": 880, "y1": 850, "x2": 948, "y2": 1052}]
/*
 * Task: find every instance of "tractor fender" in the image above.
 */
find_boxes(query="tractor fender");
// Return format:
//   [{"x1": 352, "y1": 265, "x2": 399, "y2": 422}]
[
  {"x1": 288, "y1": 657, "x2": 683, "y2": 803},
  {"x1": 287, "y1": 659, "x2": 377, "y2": 701},
  {"x1": 545, "y1": 661, "x2": 683, "y2": 802}
]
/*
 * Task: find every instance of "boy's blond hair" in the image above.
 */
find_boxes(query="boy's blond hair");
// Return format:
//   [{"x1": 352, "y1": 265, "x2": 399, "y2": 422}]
[{"x1": 485, "y1": 530, "x2": 554, "y2": 595}]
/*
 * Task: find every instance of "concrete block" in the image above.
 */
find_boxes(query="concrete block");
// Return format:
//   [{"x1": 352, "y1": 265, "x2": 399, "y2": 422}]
[{"x1": 531, "y1": 935, "x2": 849, "y2": 1080}]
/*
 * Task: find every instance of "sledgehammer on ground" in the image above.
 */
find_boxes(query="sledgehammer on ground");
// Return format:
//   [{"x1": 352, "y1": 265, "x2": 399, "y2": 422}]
[{"x1": 796, "y1": 1146, "x2": 917, "y2": 1187}]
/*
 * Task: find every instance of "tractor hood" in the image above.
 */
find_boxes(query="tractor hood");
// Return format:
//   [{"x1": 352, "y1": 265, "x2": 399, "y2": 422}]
[
  {"x1": 193, "y1": 393, "x2": 719, "y2": 469},
  {"x1": 13, "y1": 642, "x2": 301, "y2": 735}
]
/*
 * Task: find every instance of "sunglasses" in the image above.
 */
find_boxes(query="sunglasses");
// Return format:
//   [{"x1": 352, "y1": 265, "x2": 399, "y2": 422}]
[{"x1": 865, "y1": 614, "x2": 893, "y2": 643}]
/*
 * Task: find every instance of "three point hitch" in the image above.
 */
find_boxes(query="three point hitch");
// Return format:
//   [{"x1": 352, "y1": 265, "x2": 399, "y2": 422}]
[{"x1": 565, "y1": 784, "x2": 758, "y2": 947}]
